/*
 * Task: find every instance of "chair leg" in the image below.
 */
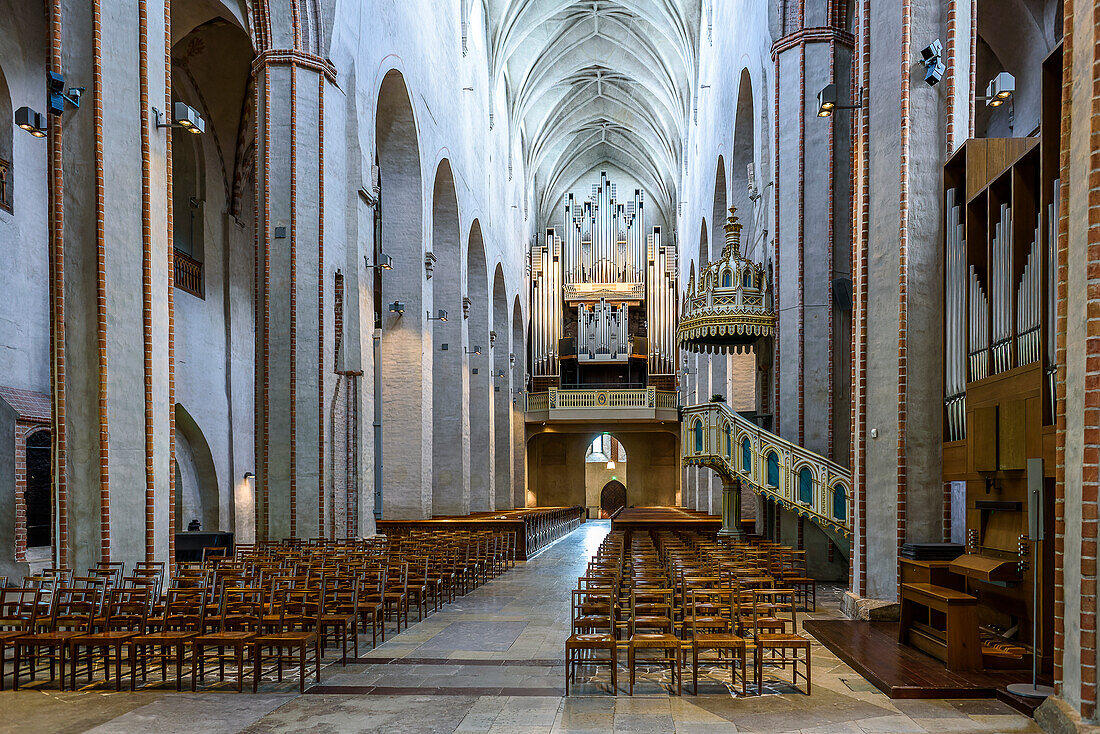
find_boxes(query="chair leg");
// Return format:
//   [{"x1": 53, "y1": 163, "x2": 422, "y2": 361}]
[
  {"x1": 252, "y1": 643, "x2": 261, "y2": 694},
  {"x1": 628, "y1": 645, "x2": 634, "y2": 695}
]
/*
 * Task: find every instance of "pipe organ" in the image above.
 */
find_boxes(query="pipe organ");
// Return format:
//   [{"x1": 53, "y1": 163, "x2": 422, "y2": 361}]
[
  {"x1": 578, "y1": 300, "x2": 628, "y2": 361},
  {"x1": 939, "y1": 49, "x2": 1062, "y2": 675},
  {"x1": 945, "y1": 184, "x2": 1057, "y2": 442},
  {"x1": 528, "y1": 172, "x2": 678, "y2": 383}
]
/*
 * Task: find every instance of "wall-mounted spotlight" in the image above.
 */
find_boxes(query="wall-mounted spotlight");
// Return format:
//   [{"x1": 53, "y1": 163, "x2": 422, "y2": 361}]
[
  {"x1": 46, "y1": 71, "x2": 83, "y2": 116},
  {"x1": 15, "y1": 106, "x2": 47, "y2": 137},
  {"x1": 816, "y1": 84, "x2": 864, "y2": 118},
  {"x1": 979, "y1": 72, "x2": 1015, "y2": 107},
  {"x1": 389, "y1": 301, "x2": 406, "y2": 314},
  {"x1": 153, "y1": 101, "x2": 205, "y2": 134},
  {"x1": 465, "y1": 345, "x2": 482, "y2": 356},
  {"x1": 920, "y1": 40, "x2": 945, "y2": 86},
  {"x1": 243, "y1": 472, "x2": 255, "y2": 479},
  {"x1": 509, "y1": 353, "x2": 517, "y2": 367},
  {"x1": 366, "y1": 253, "x2": 393, "y2": 270},
  {"x1": 427, "y1": 309, "x2": 448, "y2": 322}
]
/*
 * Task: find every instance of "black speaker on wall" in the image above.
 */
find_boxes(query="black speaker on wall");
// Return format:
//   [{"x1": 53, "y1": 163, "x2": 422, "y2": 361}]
[{"x1": 559, "y1": 337, "x2": 576, "y2": 360}]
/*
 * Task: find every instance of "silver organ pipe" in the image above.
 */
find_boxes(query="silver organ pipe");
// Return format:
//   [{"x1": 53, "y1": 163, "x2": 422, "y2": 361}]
[
  {"x1": 969, "y1": 266, "x2": 990, "y2": 382},
  {"x1": 1016, "y1": 215, "x2": 1041, "y2": 366},
  {"x1": 1046, "y1": 179, "x2": 1060, "y2": 417},
  {"x1": 945, "y1": 188, "x2": 966, "y2": 441},
  {"x1": 991, "y1": 203, "x2": 1013, "y2": 374}
]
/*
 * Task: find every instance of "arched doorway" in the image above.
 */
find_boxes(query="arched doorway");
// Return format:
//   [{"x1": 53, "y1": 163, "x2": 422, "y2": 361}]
[
  {"x1": 584, "y1": 433, "x2": 627, "y2": 517},
  {"x1": 599, "y1": 480, "x2": 626, "y2": 516},
  {"x1": 25, "y1": 430, "x2": 51, "y2": 549}
]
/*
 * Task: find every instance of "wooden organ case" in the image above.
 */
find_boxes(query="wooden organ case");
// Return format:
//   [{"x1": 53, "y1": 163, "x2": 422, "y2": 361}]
[{"x1": 934, "y1": 44, "x2": 1061, "y2": 675}]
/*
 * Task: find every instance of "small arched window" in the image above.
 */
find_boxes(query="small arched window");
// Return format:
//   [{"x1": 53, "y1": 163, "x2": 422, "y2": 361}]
[
  {"x1": 833, "y1": 484, "x2": 847, "y2": 521},
  {"x1": 693, "y1": 421, "x2": 704, "y2": 453},
  {"x1": 721, "y1": 270, "x2": 732, "y2": 287},
  {"x1": 724, "y1": 424, "x2": 732, "y2": 457},
  {"x1": 766, "y1": 451, "x2": 779, "y2": 487},
  {"x1": 798, "y1": 467, "x2": 813, "y2": 504},
  {"x1": 742, "y1": 271, "x2": 753, "y2": 289},
  {"x1": 741, "y1": 437, "x2": 752, "y2": 473}
]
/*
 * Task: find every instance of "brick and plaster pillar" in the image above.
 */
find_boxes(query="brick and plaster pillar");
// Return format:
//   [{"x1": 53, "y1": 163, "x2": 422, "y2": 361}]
[
  {"x1": 254, "y1": 50, "x2": 339, "y2": 539},
  {"x1": 772, "y1": 1, "x2": 854, "y2": 460},
  {"x1": 1036, "y1": 1, "x2": 1100, "y2": 725},
  {"x1": 58, "y1": 0, "x2": 172, "y2": 570},
  {"x1": 849, "y1": 0, "x2": 946, "y2": 602}
]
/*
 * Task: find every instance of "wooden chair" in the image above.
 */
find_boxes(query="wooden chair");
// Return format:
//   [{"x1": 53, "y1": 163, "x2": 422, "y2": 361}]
[
  {"x1": 0, "y1": 589, "x2": 40, "y2": 690},
  {"x1": 130, "y1": 587, "x2": 206, "y2": 690},
  {"x1": 752, "y1": 590, "x2": 811, "y2": 694},
  {"x1": 252, "y1": 588, "x2": 321, "y2": 693},
  {"x1": 13, "y1": 586, "x2": 100, "y2": 690},
  {"x1": 320, "y1": 575, "x2": 358, "y2": 664},
  {"x1": 688, "y1": 589, "x2": 748, "y2": 695},
  {"x1": 69, "y1": 588, "x2": 148, "y2": 690},
  {"x1": 565, "y1": 588, "x2": 617, "y2": 695},
  {"x1": 383, "y1": 561, "x2": 409, "y2": 632},
  {"x1": 355, "y1": 566, "x2": 386, "y2": 649},
  {"x1": 191, "y1": 587, "x2": 263, "y2": 692},
  {"x1": 627, "y1": 587, "x2": 680, "y2": 695}
]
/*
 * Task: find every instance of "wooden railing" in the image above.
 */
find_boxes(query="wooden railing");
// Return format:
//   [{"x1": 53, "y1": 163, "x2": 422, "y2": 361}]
[
  {"x1": 173, "y1": 248, "x2": 203, "y2": 298},
  {"x1": 524, "y1": 387, "x2": 680, "y2": 416},
  {"x1": 682, "y1": 401, "x2": 852, "y2": 537},
  {"x1": 0, "y1": 157, "x2": 11, "y2": 213}
]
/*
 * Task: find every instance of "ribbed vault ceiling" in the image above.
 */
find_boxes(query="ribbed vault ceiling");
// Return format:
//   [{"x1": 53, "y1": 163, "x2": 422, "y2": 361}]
[{"x1": 488, "y1": 0, "x2": 700, "y2": 228}]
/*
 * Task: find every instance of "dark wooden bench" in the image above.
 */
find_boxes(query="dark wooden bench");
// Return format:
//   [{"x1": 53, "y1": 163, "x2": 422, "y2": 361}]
[{"x1": 898, "y1": 582, "x2": 981, "y2": 671}]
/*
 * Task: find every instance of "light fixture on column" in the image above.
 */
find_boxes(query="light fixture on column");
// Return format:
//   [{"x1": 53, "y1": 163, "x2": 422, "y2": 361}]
[
  {"x1": 153, "y1": 101, "x2": 205, "y2": 134},
  {"x1": 243, "y1": 472, "x2": 255, "y2": 480},
  {"x1": 365, "y1": 253, "x2": 393, "y2": 270},
  {"x1": 816, "y1": 84, "x2": 863, "y2": 118},
  {"x1": 427, "y1": 309, "x2": 448, "y2": 322},
  {"x1": 978, "y1": 72, "x2": 1015, "y2": 107},
  {"x1": 389, "y1": 301, "x2": 406, "y2": 315},
  {"x1": 919, "y1": 40, "x2": 945, "y2": 86},
  {"x1": 46, "y1": 71, "x2": 83, "y2": 116},
  {"x1": 465, "y1": 345, "x2": 482, "y2": 355},
  {"x1": 509, "y1": 353, "x2": 516, "y2": 367},
  {"x1": 15, "y1": 106, "x2": 47, "y2": 137}
]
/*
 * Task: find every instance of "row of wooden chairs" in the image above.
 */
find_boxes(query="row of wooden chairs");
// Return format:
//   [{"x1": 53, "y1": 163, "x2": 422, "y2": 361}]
[
  {"x1": 565, "y1": 528, "x2": 813, "y2": 696},
  {"x1": 1, "y1": 529, "x2": 521, "y2": 693}
]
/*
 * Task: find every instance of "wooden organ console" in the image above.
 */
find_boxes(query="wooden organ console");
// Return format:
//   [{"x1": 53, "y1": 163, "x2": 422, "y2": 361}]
[
  {"x1": 913, "y1": 43, "x2": 1062, "y2": 675},
  {"x1": 529, "y1": 172, "x2": 678, "y2": 390}
]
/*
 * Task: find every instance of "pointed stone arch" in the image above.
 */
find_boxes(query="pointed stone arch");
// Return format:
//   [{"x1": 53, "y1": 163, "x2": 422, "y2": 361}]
[
  {"x1": 376, "y1": 68, "x2": 429, "y2": 519},
  {"x1": 511, "y1": 295, "x2": 527, "y2": 508},
  {"x1": 466, "y1": 220, "x2": 492, "y2": 512},
  {"x1": 492, "y1": 264, "x2": 513, "y2": 509},
  {"x1": 431, "y1": 159, "x2": 468, "y2": 515}
]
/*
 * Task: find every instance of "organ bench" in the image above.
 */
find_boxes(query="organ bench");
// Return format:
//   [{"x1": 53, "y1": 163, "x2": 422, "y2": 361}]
[{"x1": 898, "y1": 582, "x2": 981, "y2": 672}]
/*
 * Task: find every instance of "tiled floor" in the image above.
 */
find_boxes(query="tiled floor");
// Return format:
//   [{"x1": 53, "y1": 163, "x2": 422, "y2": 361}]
[{"x1": 0, "y1": 522, "x2": 1041, "y2": 733}]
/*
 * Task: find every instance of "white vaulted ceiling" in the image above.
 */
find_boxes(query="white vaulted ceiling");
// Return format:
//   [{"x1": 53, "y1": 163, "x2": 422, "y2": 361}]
[{"x1": 487, "y1": 0, "x2": 700, "y2": 228}]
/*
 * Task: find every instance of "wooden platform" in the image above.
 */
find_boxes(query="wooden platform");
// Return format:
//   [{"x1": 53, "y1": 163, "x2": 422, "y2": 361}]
[
  {"x1": 376, "y1": 506, "x2": 585, "y2": 560},
  {"x1": 609, "y1": 506, "x2": 723, "y2": 534},
  {"x1": 804, "y1": 619, "x2": 1045, "y2": 717}
]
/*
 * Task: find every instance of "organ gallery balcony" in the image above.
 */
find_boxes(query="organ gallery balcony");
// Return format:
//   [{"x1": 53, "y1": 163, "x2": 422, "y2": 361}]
[{"x1": 524, "y1": 387, "x2": 680, "y2": 423}]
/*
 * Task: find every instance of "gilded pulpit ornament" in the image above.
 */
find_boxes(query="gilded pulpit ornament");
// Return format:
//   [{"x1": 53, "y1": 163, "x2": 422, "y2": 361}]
[{"x1": 677, "y1": 207, "x2": 775, "y2": 353}]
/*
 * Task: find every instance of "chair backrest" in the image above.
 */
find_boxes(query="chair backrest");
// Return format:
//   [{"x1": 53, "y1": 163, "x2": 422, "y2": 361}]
[
  {"x1": 571, "y1": 588, "x2": 613, "y2": 628},
  {"x1": 50, "y1": 586, "x2": 99, "y2": 633},
  {"x1": 163, "y1": 587, "x2": 207, "y2": 631},
  {"x1": 690, "y1": 588, "x2": 733, "y2": 637},
  {"x1": 276, "y1": 588, "x2": 321, "y2": 632},
  {"x1": 629, "y1": 587, "x2": 674, "y2": 636},
  {"x1": 104, "y1": 588, "x2": 150, "y2": 632},
  {"x1": 217, "y1": 586, "x2": 265, "y2": 632},
  {"x1": 0, "y1": 588, "x2": 40, "y2": 631}
]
